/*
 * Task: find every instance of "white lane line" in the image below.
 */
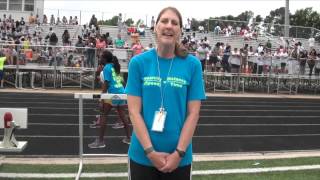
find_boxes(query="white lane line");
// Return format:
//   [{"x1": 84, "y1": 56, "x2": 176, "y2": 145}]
[
  {"x1": 202, "y1": 105, "x2": 320, "y2": 108},
  {"x1": 6, "y1": 134, "x2": 320, "y2": 138},
  {"x1": 200, "y1": 109, "x2": 320, "y2": 112},
  {"x1": 27, "y1": 114, "x2": 320, "y2": 118},
  {"x1": 0, "y1": 164, "x2": 319, "y2": 178},
  {"x1": 192, "y1": 164, "x2": 320, "y2": 175},
  {"x1": 26, "y1": 123, "x2": 320, "y2": 126},
  {"x1": 197, "y1": 124, "x2": 320, "y2": 126}
]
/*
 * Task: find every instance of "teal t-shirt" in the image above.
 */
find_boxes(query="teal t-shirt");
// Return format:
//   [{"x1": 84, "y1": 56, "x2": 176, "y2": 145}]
[
  {"x1": 114, "y1": 39, "x2": 125, "y2": 48},
  {"x1": 125, "y1": 48, "x2": 206, "y2": 167},
  {"x1": 103, "y1": 63, "x2": 124, "y2": 94}
]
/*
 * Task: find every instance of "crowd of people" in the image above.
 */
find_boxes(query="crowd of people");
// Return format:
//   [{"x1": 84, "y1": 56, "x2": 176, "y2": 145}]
[
  {"x1": 179, "y1": 30, "x2": 320, "y2": 77},
  {"x1": 0, "y1": 11, "x2": 151, "y2": 69},
  {"x1": 0, "y1": 12, "x2": 319, "y2": 77}
]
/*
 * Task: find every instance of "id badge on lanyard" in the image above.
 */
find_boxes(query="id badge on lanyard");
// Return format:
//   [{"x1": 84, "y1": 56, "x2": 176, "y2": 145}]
[{"x1": 151, "y1": 108, "x2": 167, "y2": 132}]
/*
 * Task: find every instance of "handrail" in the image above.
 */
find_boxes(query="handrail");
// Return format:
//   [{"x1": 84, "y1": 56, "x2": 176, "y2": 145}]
[{"x1": 74, "y1": 93, "x2": 128, "y2": 180}]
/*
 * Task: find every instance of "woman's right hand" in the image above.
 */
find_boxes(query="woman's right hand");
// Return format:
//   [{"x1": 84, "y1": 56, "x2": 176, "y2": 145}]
[{"x1": 147, "y1": 151, "x2": 169, "y2": 170}]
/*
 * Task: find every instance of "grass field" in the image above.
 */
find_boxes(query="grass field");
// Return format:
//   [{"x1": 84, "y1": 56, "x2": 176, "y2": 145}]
[{"x1": 0, "y1": 156, "x2": 320, "y2": 179}]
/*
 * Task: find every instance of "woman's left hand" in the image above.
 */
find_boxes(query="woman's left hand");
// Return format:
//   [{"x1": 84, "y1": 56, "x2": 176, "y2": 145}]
[{"x1": 159, "y1": 151, "x2": 181, "y2": 173}]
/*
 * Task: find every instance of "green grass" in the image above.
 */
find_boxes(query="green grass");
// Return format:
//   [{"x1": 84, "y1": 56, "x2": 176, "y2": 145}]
[
  {"x1": 2, "y1": 170, "x2": 320, "y2": 180},
  {"x1": 193, "y1": 156, "x2": 320, "y2": 170},
  {"x1": 194, "y1": 170, "x2": 320, "y2": 180},
  {"x1": 1, "y1": 156, "x2": 320, "y2": 173},
  {"x1": 0, "y1": 156, "x2": 320, "y2": 179}
]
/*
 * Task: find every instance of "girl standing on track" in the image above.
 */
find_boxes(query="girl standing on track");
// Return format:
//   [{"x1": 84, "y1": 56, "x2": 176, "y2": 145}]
[{"x1": 88, "y1": 50, "x2": 131, "y2": 148}]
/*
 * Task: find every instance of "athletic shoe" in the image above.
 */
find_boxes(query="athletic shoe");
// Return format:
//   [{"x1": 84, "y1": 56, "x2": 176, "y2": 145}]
[
  {"x1": 112, "y1": 122, "x2": 124, "y2": 129},
  {"x1": 90, "y1": 115, "x2": 101, "y2": 128},
  {"x1": 122, "y1": 137, "x2": 131, "y2": 145},
  {"x1": 88, "y1": 139, "x2": 106, "y2": 149},
  {"x1": 89, "y1": 120, "x2": 100, "y2": 128}
]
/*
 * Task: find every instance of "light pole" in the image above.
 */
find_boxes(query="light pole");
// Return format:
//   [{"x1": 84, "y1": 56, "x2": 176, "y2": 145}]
[{"x1": 284, "y1": 0, "x2": 290, "y2": 37}]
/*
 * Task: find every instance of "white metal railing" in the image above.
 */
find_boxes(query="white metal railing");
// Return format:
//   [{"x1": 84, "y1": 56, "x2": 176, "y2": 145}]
[{"x1": 74, "y1": 93, "x2": 128, "y2": 180}]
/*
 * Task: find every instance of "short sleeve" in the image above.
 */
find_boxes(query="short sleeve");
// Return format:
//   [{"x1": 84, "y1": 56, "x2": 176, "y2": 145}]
[
  {"x1": 187, "y1": 59, "x2": 206, "y2": 101},
  {"x1": 103, "y1": 65, "x2": 112, "y2": 82},
  {"x1": 125, "y1": 57, "x2": 142, "y2": 97}
]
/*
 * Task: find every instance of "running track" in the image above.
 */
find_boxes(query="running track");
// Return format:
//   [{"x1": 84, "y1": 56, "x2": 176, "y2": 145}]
[{"x1": 0, "y1": 92, "x2": 320, "y2": 156}]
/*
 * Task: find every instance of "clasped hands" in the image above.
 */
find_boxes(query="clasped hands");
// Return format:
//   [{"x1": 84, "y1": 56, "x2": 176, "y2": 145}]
[{"x1": 147, "y1": 151, "x2": 181, "y2": 173}]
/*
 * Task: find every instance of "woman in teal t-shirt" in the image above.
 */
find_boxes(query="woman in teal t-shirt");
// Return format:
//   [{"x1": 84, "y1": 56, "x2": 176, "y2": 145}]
[{"x1": 125, "y1": 7, "x2": 206, "y2": 180}]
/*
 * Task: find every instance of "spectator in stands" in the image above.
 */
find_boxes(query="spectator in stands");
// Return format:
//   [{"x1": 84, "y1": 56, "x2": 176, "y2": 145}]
[
  {"x1": 56, "y1": 17, "x2": 61, "y2": 25},
  {"x1": 81, "y1": 25, "x2": 89, "y2": 38},
  {"x1": 131, "y1": 39, "x2": 144, "y2": 56},
  {"x1": 209, "y1": 42, "x2": 221, "y2": 72},
  {"x1": 185, "y1": 18, "x2": 191, "y2": 32},
  {"x1": 308, "y1": 37, "x2": 315, "y2": 50},
  {"x1": 315, "y1": 54, "x2": 320, "y2": 76},
  {"x1": 127, "y1": 25, "x2": 136, "y2": 35},
  {"x1": 297, "y1": 42, "x2": 307, "y2": 75},
  {"x1": 20, "y1": 17, "x2": 26, "y2": 26},
  {"x1": 89, "y1": 14, "x2": 98, "y2": 28},
  {"x1": 256, "y1": 51, "x2": 265, "y2": 74},
  {"x1": 75, "y1": 36, "x2": 85, "y2": 53},
  {"x1": 88, "y1": 49, "x2": 131, "y2": 148},
  {"x1": 50, "y1": 15, "x2": 55, "y2": 25},
  {"x1": 198, "y1": 25, "x2": 204, "y2": 33},
  {"x1": 241, "y1": 44, "x2": 249, "y2": 73},
  {"x1": 150, "y1": 16, "x2": 155, "y2": 31},
  {"x1": 42, "y1": 14, "x2": 48, "y2": 24},
  {"x1": 0, "y1": 51, "x2": 6, "y2": 88},
  {"x1": 125, "y1": 7, "x2": 205, "y2": 180},
  {"x1": 62, "y1": 29, "x2": 71, "y2": 46},
  {"x1": 28, "y1": 13, "x2": 35, "y2": 24},
  {"x1": 137, "y1": 23, "x2": 145, "y2": 36},
  {"x1": 307, "y1": 48, "x2": 317, "y2": 76},
  {"x1": 196, "y1": 43, "x2": 209, "y2": 71},
  {"x1": 35, "y1": 14, "x2": 40, "y2": 24},
  {"x1": 105, "y1": 32, "x2": 113, "y2": 46},
  {"x1": 96, "y1": 35, "x2": 107, "y2": 49},
  {"x1": 85, "y1": 36, "x2": 96, "y2": 68},
  {"x1": 73, "y1": 16, "x2": 78, "y2": 25},
  {"x1": 214, "y1": 24, "x2": 221, "y2": 35},
  {"x1": 114, "y1": 34, "x2": 125, "y2": 48},
  {"x1": 230, "y1": 48, "x2": 241, "y2": 73},
  {"x1": 69, "y1": 16, "x2": 73, "y2": 25},
  {"x1": 203, "y1": 36, "x2": 209, "y2": 47},
  {"x1": 62, "y1": 16, "x2": 68, "y2": 25},
  {"x1": 222, "y1": 45, "x2": 231, "y2": 72},
  {"x1": 96, "y1": 35, "x2": 107, "y2": 60},
  {"x1": 35, "y1": 22, "x2": 43, "y2": 35},
  {"x1": 265, "y1": 39, "x2": 272, "y2": 53}
]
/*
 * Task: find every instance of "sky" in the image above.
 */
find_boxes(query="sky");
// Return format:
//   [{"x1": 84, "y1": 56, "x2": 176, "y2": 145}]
[{"x1": 43, "y1": 0, "x2": 320, "y2": 26}]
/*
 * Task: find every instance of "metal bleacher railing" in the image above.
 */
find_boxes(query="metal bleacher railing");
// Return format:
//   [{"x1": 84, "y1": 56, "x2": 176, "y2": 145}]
[
  {"x1": 2, "y1": 42, "x2": 320, "y2": 94},
  {"x1": 204, "y1": 54, "x2": 320, "y2": 95},
  {"x1": 2, "y1": 43, "x2": 132, "y2": 90}
]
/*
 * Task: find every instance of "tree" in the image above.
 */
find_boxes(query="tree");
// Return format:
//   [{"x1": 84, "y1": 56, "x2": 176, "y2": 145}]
[
  {"x1": 263, "y1": 7, "x2": 286, "y2": 36},
  {"x1": 290, "y1": 7, "x2": 320, "y2": 38},
  {"x1": 135, "y1": 19, "x2": 144, "y2": 26},
  {"x1": 255, "y1": 15, "x2": 263, "y2": 23},
  {"x1": 99, "y1": 15, "x2": 119, "y2": 26},
  {"x1": 124, "y1": 18, "x2": 134, "y2": 26}
]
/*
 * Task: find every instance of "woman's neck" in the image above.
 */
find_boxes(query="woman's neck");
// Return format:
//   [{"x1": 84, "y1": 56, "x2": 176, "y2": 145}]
[{"x1": 157, "y1": 45, "x2": 175, "y2": 59}]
